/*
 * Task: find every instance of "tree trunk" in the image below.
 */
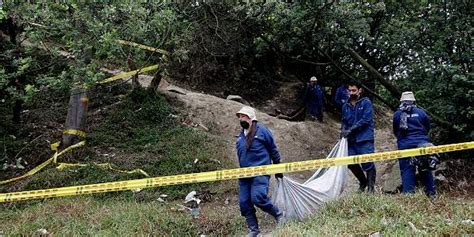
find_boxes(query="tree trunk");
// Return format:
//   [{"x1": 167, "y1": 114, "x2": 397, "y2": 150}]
[
  {"x1": 150, "y1": 68, "x2": 163, "y2": 92},
  {"x1": 346, "y1": 47, "x2": 401, "y2": 98},
  {"x1": 61, "y1": 87, "x2": 88, "y2": 148},
  {"x1": 12, "y1": 99, "x2": 22, "y2": 123},
  {"x1": 319, "y1": 48, "x2": 397, "y2": 110},
  {"x1": 127, "y1": 58, "x2": 141, "y2": 89},
  {"x1": 346, "y1": 47, "x2": 453, "y2": 130}
]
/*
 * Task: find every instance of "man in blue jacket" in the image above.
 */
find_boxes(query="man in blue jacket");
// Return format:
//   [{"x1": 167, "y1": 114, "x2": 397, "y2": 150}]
[
  {"x1": 340, "y1": 82, "x2": 376, "y2": 193},
  {"x1": 235, "y1": 106, "x2": 283, "y2": 237},
  {"x1": 393, "y1": 91, "x2": 436, "y2": 197},
  {"x1": 304, "y1": 76, "x2": 325, "y2": 122},
  {"x1": 335, "y1": 83, "x2": 349, "y2": 111}
]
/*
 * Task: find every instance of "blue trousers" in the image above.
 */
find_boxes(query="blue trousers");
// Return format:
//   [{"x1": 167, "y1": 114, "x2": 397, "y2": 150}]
[
  {"x1": 348, "y1": 140, "x2": 375, "y2": 171},
  {"x1": 239, "y1": 175, "x2": 280, "y2": 218},
  {"x1": 398, "y1": 143, "x2": 436, "y2": 196}
]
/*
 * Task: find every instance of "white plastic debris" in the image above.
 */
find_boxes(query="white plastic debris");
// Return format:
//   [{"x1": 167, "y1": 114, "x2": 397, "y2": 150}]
[
  {"x1": 36, "y1": 228, "x2": 49, "y2": 235},
  {"x1": 369, "y1": 232, "x2": 381, "y2": 237},
  {"x1": 461, "y1": 220, "x2": 474, "y2": 225},
  {"x1": 131, "y1": 188, "x2": 142, "y2": 193},
  {"x1": 157, "y1": 198, "x2": 165, "y2": 203},
  {"x1": 185, "y1": 191, "x2": 201, "y2": 204}
]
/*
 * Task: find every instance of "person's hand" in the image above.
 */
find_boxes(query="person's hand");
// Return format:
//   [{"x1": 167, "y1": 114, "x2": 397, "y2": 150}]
[
  {"x1": 340, "y1": 129, "x2": 351, "y2": 138},
  {"x1": 275, "y1": 173, "x2": 284, "y2": 179}
]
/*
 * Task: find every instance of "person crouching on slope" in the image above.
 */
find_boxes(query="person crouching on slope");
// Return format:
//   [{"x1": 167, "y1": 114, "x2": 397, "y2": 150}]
[{"x1": 235, "y1": 106, "x2": 283, "y2": 237}]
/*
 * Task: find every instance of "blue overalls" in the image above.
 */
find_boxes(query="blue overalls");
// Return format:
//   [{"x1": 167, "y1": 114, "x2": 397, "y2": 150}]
[
  {"x1": 335, "y1": 85, "x2": 349, "y2": 110},
  {"x1": 304, "y1": 84, "x2": 325, "y2": 120},
  {"x1": 236, "y1": 122, "x2": 282, "y2": 234},
  {"x1": 393, "y1": 106, "x2": 436, "y2": 196},
  {"x1": 341, "y1": 97, "x2": 375, "y2": 171}
]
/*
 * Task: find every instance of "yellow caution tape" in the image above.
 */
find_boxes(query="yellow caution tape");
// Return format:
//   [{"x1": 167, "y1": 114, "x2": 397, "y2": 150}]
[
  {"x1": 0, "y1": 141, "x2": 472, "y2": 203},
  {"x1": 50, "y1": 142, "x2": 60, "y2": 152},
  {"x1": 98, "y1": 65, "x2": 159, "y2": 84},
  {"x1": 63, "y1": 129, "x2": 86, "y2": 138},
  {"x1": 56, "y1": 163, "x2": 149, "y2": 177},
  {"x1": 115, "y1": 40, "x2": 169, "y2": 55},
  {"x1": 0, "y1": 141, "x2": 86, "y2": 185}
]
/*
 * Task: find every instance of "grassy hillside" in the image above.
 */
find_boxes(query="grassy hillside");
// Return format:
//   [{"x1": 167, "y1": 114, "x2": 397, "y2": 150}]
[
  {"x1": 0, "y1": 87, "x2": 234, "y2": 199},
  {"x1": 276, "y1": 193, "x2": 473, "y2": 236},
  {"x1": 1, "y1": 192, "x2": 471, "y2": 236}
]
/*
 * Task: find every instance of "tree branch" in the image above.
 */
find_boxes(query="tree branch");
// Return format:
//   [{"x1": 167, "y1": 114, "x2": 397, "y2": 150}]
[{"x1": 318, "y1": 49, "x2": 397, "y2": 110}]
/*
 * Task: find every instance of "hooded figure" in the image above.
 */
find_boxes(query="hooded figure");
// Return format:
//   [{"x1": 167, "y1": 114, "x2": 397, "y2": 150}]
[
  {"x1": 393, "y1": 91, "x2": 436, "y2": 197},
  {"x1": 235, "y1": 106, "x2": 283, "y2": 237},
  {"x1": 335, "y1": 84, "x2": 349, "y2": 110}
]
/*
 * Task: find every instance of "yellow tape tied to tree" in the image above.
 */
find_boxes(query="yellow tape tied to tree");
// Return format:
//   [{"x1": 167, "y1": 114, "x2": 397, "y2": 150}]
[{"x1": 0, "y1": 141, "x2": 86, "y2": 185}]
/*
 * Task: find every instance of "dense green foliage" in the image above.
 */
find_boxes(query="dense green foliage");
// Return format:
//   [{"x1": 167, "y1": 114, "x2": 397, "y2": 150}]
[{"x1": 1, "y1": 1, "x2": 471, "y2": 143}]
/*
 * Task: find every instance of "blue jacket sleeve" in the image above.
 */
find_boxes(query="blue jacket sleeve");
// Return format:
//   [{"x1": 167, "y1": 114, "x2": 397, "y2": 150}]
[
  {"x1": 318, "y1": 86, "x2": 325, "y2": 107},
  {"x1": 303, "y1": 84, "x2": 311, "y2": 104},
  {"x1": 341, "y1": 104, "x2": 348, "y2": 131},
  {"x1": 393, "y1": 111, "x2": 400, "y2": 135},
  {"x1": 263, "y1": 128, "x2": 281, "y2": 164},
  {"x1": 353, "y1": 99, "x2": 373, "y2": 130},
  {"x1": 420, "y1": 109, "x2": 431, "y2": 133}
]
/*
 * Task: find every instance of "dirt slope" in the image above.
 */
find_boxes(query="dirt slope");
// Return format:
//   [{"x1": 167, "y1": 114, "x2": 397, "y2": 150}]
[{"x1": 158, "y1": 80, "x2": 398, "y2": 192}]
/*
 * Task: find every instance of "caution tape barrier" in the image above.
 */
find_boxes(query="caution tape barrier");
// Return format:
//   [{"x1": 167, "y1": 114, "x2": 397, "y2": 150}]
[
  {"x1": 0, "y1": 141, "x2": 86, "y2": 185},
  {"x1": 56, "y1": 163, "x2": 149, "y2": 177},
  {"x1": 63, "y1": 129, "x2": 86, "y2": 138},
  {"x1": 115, "y1": 40, "x2": 169, "y2": 55},
  {"x1": 0, "y1": 141, "x2": 472, "y2": 203},
  {"x1": 98, "y1": 64, "x2": 159, "y2": 84}
]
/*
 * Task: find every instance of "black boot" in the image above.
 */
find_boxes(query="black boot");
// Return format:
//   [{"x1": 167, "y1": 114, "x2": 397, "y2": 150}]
[
  {"x1": 366, "y1": 168, "x2": 376, "y2": 193},
  {"x1": 269, "y1": 205, "x2": 283, "y2": 224},
  {"x1": 245, "y1": 215, "x2": 260, "y2": 237},
  {"x1": 348, "y1": 164, "x2": 368, "y2": 192}
]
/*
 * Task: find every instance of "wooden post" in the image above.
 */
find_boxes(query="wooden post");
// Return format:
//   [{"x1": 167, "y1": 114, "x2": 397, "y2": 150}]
[{"x1": 61, "y1": 85, "x2": 88, "y2": 148}]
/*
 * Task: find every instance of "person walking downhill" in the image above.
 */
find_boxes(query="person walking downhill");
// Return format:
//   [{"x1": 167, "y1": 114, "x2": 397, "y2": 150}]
[
  {"x1": 393, "y1": 91, "x2": 438, "y2": 198},
  {"x1": 235, "y1": 106, "x2": 283, "y2": 237},
  {"x1": 340, "y1": 81, "x2": 377, "y2": 193}
]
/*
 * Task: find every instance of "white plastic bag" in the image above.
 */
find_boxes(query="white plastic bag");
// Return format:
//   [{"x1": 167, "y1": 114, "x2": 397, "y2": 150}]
[{"x1": 272, "y1": 138, "x2": 348, "y2": 220}]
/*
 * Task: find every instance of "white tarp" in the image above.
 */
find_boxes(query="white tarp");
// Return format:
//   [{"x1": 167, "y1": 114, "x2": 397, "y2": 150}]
[{"x1": 272, "y1": 138, "x2": 348, "y2": 220}]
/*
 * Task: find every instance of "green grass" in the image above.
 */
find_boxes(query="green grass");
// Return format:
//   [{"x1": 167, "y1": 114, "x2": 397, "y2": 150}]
[
  {"x1": 274, "y1": 193, "x2": 474, "y2": 236},
  {"x1": 0, "y1": 195, "x2": 245, "y2": 236},
  {"x1": 1, "y1": 88, "x2": 233, "y2": 201},
  {"x1": 1, "y1": 192, "x2": 471, "y2": 236}
]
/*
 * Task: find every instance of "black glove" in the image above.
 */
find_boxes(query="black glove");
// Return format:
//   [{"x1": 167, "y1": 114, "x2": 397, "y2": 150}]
[
  {"x1": 340, "y1": 129, "x2": 351, "y2": 138},
  {"x1": 340, "y1": 125, "x2": 358, "y2": 138},
  {"x1": 275, "y1": 173, "x2": 284, "y2": 179}
]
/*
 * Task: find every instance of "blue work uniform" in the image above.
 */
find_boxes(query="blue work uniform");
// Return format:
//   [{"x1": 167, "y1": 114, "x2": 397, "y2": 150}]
[
  {"x1": 304, "y1": 84, "x2": 325, "y2": 119},
  {"x1": 236, "y1": 122, "x2": 281, "y2": 229},
  {"x1": 393, "y1": 106, "x2": 435, "y2": 196},
  {"x1": 341, "y1": 97, "x2": 375, "y2": 171},
  {"x1": 335, "y1": 85, "x2": 349, "y2": 110}
]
